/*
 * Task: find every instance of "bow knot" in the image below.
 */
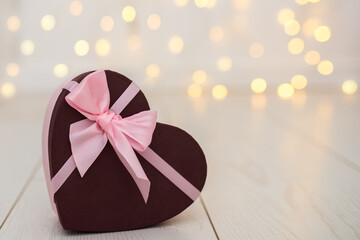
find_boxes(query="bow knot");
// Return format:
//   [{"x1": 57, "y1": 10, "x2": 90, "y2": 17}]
[{"x1": 96, "y1": 111, "x2": 117, "y2": 132}]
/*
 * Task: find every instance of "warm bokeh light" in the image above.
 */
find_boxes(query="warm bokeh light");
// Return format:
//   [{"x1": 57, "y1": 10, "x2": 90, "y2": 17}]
[
  {"x1": 7, "y1": 16, "x2": 21, "y2": 32},
  {"x1": 192, "y1": 70, "x2": 207, "y2": 84},
  {"x1": 295, "y1": 0, "x2": 308, "y2": 5},
  {"x1": 174, "y1": 0, "x2": 189, "y2": 7},
  {"x1": 122, "y1": 6, "x2": 136, "y2": 23},
  {"x1": 41, "y1": 15, "x2": 56, "y2": 31},
  {"x1": 217, "y1": 56, "x2": 232, "y2": 71},
  {"x1": 146, "y1": 64, "x2": 160, "y2": 78},
  {"x1": 69, "y1": 0, "x2": 83, "y2": 16},
  {"x1": 53, "y1": 64, "x2": 69, "y2": 78},
  {"x1": 251, "y1": 78, "x2": 267, "y2": 93},
  {"x1": 277, "y1": 8, "x2": 295, "y2": 25},
  {"x1": 128, "y1": 35, "x2": 142, "y2": 51},
  {"x1": 168, "y1": 36, "x2": 184, "y2": 54},
  {"x1": 317, "y1": 60, "x2": 333, "y2": 75},
  {"x1": 302, "y1": 17, "x2": 322, "y2": 37},
  {"x1": 233, "y1": 0, "x2": 249, "y2": 10},
  {"x1": 188, "y1": 84, "x2": 202, "y2": 98},
  {"x1": 209, "y1": 26, "x2": 224, "y2": 42},
  {"x1": 249, "y1": 43, "x2": 264, "y2": 58},
  {"x1": 288, "y1": 38, "x2": 304, "y2": 55},
  {"x1": 1, "y1": 82, "x2": 16, "y2": 98},
  {"x1": 284, "y1": 20, "x2": 300, "y2": 36},
  {"x1": 194, "y1": 0, "x2": 209, "y2": 8},
  {"x1": 277, "y1": 83, "x2": 294, "y2": 99},
  {"x1": 291, "y1": 75, "x2": 307, "y2": 90},
  {"x1": 304, "y1": 50, "x2": 321, "y2": 65},
  {"x1": 6, "y1": 63, "x2": 20, "y2": 77},
  {"x1": 100, "y1": 16, "x2": 114, "y2": 32},
  {"x1": 251, "y1": 94, "x2": 266, "y2": 109},
  {"x1": 212, "y1": 85, "x2": 228, "y2": 100},
  {"x1": 314, "y1": 25, "x2": 331, "y2": 42},
  {"x1": 95, "y1": 39, "x2": 111, "y2": 56},
  {"x1": 308, "y1": 0, "x2": 320, "y2": 3},
  {"x1": 147, "y1": 14, "x2": 161, "y2": 30},
  {"x1": 20, "y1": 40, "x2": 35, "y2": 56},
  {"x1": 342, "y1": 80, "x2": 358, "y2": 95},
  {"x1": 74, "y1": 40, "x2": 89, "y2": 56}
]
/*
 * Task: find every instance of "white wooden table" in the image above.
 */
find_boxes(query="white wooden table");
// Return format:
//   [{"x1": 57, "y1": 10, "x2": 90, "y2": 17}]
[{"x1": 0, "y1": 90, "x2": 359, "y2": 239}]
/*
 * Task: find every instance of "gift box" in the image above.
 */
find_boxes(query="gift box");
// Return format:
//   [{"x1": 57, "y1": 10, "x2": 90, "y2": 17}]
[{"x1": 42, "y1": 70, "x2": 207, "y2": 232}]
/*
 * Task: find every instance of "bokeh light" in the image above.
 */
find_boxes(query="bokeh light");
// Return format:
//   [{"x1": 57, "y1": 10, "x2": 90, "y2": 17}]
[
  {"x1": 74, "y1": 40, "x2": 89, "y2": 56},
  {"x1": 249, "y1": 43, "x2": 264, "y2": 58},
  {"x1": 188, "y1": 84, "x2": 202, "y2": 98},
  {"x1": 277, "y1": 8, "x2": 295, "y2": 25},
  {"x1": 69, "y1": 0, "x2": 83, "y2": 16},
  {"x1": 251, "y1": 94, "x2": 266, "y2": 109},
  {"x1": 304, "y1": 50, "x2": 321, "y2": 65},
  {"x1": 277, "y1": 83, "x2": 294, "y2": 99},
  {"x1": 308, "y1": 0, "x2": 320, "y2": 3},
  {"x1": 53, "y1": 64, "x2": 69, "y2": 78},
  {"x1": 212, "y1": 85, "x2": 228, "y2": 100},
  {"x1": 291, "y1": 75, "x2": 307, "y2": 90},
  {"x1": 317, "y1": 60, "x2": 333, "y2": 75},
  {"x1": 168, "y1": 36, "x2": 184, "y2": 54},
  {"x1": 20, "y1": 40, "x2": 35, "y2": 56},
  {"x1": 6, "y1": 63, "x2": 20, "y2": 77},
  {"x1": 128, "y1": 35, "x2": 142, "y2": 51},
  {"x1": 174, "y1": 0, "x2": 189, "y2": 7},
  {"x1": 192, "y1": 70, "x2": 207, "y2": 84},
  {"x1": 122, "y1": 6, "x2": 136, "y2": 23},
  {"x1": 217, "y1": 56, "x2": 232, "y2": 71},
  {"x1": 342, "y1": 80, "x2": 357, "y2": 95},
  {"x1": 194, "y1": 0, "x2": 209, "y2": 8},
  {"x1": 314, "y1": 25, "x2": 331, "y2": 42},
  {"x1": 295, "y1": 0, "x2": 308, "y2": 5},
  {"x1": 302, "y1": 17, "x2": 322, "y2": 37},
  {"x1": 1, "y1": 82, "x2": 16, "y2": 98},
  {"x1": 146, "y1": 64, "x2": 160, "y2": 78},
  {"x1": 95, "y1": 39, "x2": 111, "y2": 56},
  {"x1": 7, "y1": 16, "x2": 21, "y2": 32},
  {"x1": 288, "y1": 38, "x2": 304, "y2": 55},
  {"x1": 251, "y1": 78, "x2": 267, "y2": 93},
  {"x1": 147, "y1": 14, "x2": 161, "y2": 30},
  {"x1": 209, "y1": 26, "x2": 224, "y2": 42},
  {"x1": 41, "y1": 15, "x2": 56, "y2": 31},
  {"x1": 100, "y1": 16, "x2": 114, "y2": 32},
  {"x1": 284, "y1": 20, "x2": 300, "y2": 36}
]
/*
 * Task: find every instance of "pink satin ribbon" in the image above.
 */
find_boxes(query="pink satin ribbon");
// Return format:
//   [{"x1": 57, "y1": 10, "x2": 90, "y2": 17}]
[{"x1": 50, "y1": 70, "x2": 200, "y2": 206}]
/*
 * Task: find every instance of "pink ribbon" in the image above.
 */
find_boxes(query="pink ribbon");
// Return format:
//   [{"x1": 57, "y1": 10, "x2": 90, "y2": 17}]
[{"x1": 65, "y1": 70, "x2": 157, "y2": 203}]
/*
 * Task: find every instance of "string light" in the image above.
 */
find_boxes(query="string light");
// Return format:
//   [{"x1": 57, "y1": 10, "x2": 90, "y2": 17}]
[
  {"x1": 249, "y1": 43, "x2": 264, "y2": 58},
  {"x1": 212, "y1": 85, "x2": 228, "y2": 100},
  {"x1": 277, "y1": 8, "x2": 295, "y2": 25},
  {"x1": 6, "y1": 63, "x2": 20, "y2": 77},
  {"x1": 53, "y1": 64, "x2": 69, "y2": 78},
  {"x1": 7, "y1": 16, "x2": 21, "y2": 32},
  {"x1": 69, "y1": 0, "x2": 83, "y2": 16},
  {"x1": 291, "y1": 75, "x2": 307, "y2": 90},
  {"x1": 146, "y1": 64, "x2": 160, "y2": 78},
  {"x1": 100, "y1": 16, "x2": 114, "y2": 32},
  {"x1": 95, "y1": 39, "x2": 111, "y2": 56},
  {"x1": 74, "y1": 40, "x2": 89, "y2": 56},
  {"x1": 20, "y1": 40, "x2": 35, "y2": 56},
  {"x1": 314, "y1": 26, "x2": 331, "y2": 42},
  {"x1": 251, "y1": 94, "x2": 266, "y2": 109},
  {"x1": 147, "y1": 14, "x2": 161, "y2": 30},
  {"x1": 128, "y1": 35, "x2": 142, "y2": 50},
  {"x1": 295, "y1": 0, "x2": 308, "y2": 5},
  {"x1": 122, "y1": 6, "x2": 136, "y2": 23},
  {"x1": 174, "y1": 0, "x2": 189, "y2": 7},
  {"x1": 284, "y1": 20, "x2": 300, "y2": 36},
  {"x1": 188, "y1": 84, "x2": 202, "y2": 98},
  {"x1": 277, "y1": 83, "x2": 294, "y2": 99},
  {"x1": 1, "y1": 82, "x2": 16, "y2": 98},
  {"x1": 302, "y1": 17, "x2": 322, "y2": 37},
  {"x1": 217, "y1": 56, "x2": 232, "y2": 71},
  {"x1": 317, "y1": 60, "x2": 333, "y2": 75},
  {"x1": 168, "y1": 36, "x2": 184, "y2": 54},
  {"x1": 342, "y1": 80, "x2": 358, "y2": 95},
  {"x1": 192, "y1": 70, "x2": 207, "y2": 84},
  {"x1": 288, "y1": 38, "x2": 304, "y2": 55},
  {"x1": 41, "y1": 15, "x2": 56, "y2": 31},
  {"x1": 194, "y1": 0, "x2": 209, "y2": 8},
  {"x1": 209, "y1": 26, "x2": 224, "y2": 42},
  {"x1": 304, "y1": 50, "x2": 320, "y2": 65},
  {"x1": 251, "y1": 78, "x2": 267, "y2": 93}
]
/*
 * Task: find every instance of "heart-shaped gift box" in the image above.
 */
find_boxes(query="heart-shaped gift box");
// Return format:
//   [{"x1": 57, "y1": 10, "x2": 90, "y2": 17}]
[{"x1": 42, "y1": 70, "x2": 207, "y2": 232}]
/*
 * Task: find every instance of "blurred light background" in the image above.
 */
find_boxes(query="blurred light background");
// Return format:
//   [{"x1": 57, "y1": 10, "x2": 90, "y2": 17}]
[{"x1": 0, "y1": 0, "x2": 359, "y2": 100}]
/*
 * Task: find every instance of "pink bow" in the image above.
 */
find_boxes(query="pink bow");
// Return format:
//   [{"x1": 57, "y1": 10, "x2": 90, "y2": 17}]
[{"x1": 65, "y1": 70, "x2": 157, "y2": 203}]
